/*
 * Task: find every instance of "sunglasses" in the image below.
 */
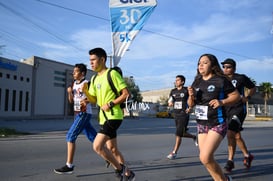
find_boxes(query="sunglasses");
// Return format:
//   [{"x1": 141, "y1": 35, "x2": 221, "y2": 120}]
[{"x1": 222, "y1": 65, "x2": 233, "y2": 69}]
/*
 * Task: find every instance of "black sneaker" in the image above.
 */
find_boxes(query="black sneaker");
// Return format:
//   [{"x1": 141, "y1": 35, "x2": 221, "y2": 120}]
[
  {"x1": 105, "y1": 160, "x2": 111, "y2": 168},
  {"x1": 224, "y1": 160, "x2": 234, "y2": 173},
  {"x1": 244, "y1": 153, "x2": 254, "y2": 168},
  {"x1": 115, "y1": 164, "x2": 126, "y2": 181},
  {"x1": 54, "y1": 165, "x2": 74, "y2": 174},
  {"x1": 226, "y1": 175, "x2": 233, "y2": 181},
  {"x1": 126, "y1": 170, "x2": 136, "y2": 181}
]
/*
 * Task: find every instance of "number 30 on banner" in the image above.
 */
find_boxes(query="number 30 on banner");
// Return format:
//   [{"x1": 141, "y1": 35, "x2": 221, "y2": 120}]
[{"x1": 120, "y1": 9, "x2": 141, "y2": 25}]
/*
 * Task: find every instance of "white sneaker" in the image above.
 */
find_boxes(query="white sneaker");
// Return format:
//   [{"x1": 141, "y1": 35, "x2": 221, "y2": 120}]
[
  {"x1": 166, "y1": 152, "x2": 177, "y2": 160},
  {"x1": 193, "y1": 135, "x2": 198, "y2": 146}
]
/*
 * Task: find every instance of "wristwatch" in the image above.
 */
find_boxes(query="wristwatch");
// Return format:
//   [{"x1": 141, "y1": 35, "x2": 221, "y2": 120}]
[{"x1": 108, "y1": 101, "x2": 115, "y2": 108}]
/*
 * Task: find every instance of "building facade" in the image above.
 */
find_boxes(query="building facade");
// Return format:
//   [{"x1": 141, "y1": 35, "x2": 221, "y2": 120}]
[
  {"x1": 1, "y1": 56, "x2": 272, "y2": 120},
  {"x1": 0, "y1": 56, "x2": 95, "y2": 120},
  {"x1": 141, "y1": 86, "x2": 273, "y2": 117}
]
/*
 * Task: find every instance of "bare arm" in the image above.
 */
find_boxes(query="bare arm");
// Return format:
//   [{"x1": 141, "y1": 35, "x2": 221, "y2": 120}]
[
  {"x1": 67, "y1": 86, "x2": 73, "y2": 103},
  {"x1": 242, "y1": 86, "x2": 256, "y2": 103},
  {"x1": 82, "y1": 82, "x2": 97, "y2": 104},
  {"x1": 101, "y1": 87, "x2": 130, "y2": 111},
  {"x1": 209, "y1": 90, "x2": 240, "y2": 109},
  {"x1": 187, "y1": 86, "x2": 195, "y2": 108}
]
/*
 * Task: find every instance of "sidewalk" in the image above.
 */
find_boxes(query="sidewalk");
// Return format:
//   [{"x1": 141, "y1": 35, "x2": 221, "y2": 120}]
[
  {"x1": 0, "y1": 118, "x2": 74, "y2": 134},
  {"x1": 0, "y1": 117, "x2": 273, "y2": 134}
]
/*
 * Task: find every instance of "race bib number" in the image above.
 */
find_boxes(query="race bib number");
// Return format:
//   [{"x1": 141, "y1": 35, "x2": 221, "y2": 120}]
[
  {"x1": 195, "y1": 105, "x2": 208, "y2": 120},
  {"x1": 74, "y1": 99, "x2": 81, "y2": 112},
  {"x1": 174, "y1": 101, "x2": 182, "y2": 109}
]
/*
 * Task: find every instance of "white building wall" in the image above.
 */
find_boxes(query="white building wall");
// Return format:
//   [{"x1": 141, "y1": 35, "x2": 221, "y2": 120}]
[
  {"x1": 141, "y1": 88, "x2": 171, "y2": 103},
  {"x1": 30, "y1": 56, "x2": 71, "y2": 116},
  {"x1": 0, "y1": 57, "x2": 32, "y2": 117},
  {"x1": 0, "y1": 56, "x2": 95, "y2": 119}
]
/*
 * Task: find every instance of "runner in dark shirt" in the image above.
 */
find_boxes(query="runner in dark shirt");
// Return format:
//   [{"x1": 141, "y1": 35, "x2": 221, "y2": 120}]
[
  {"x1": 188, "y1": 54, "x2": 240, "y2": 181},
  {"x1": 166, "y1": 75, "x2": 197, "y2": 160},
  {"x1": 221, "y1": 58, "x2": 256, "y2": 172}
]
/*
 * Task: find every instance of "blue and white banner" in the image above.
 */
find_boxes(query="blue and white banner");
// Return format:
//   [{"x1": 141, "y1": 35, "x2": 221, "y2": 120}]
[{"x1": 109, "y1": 0, "x2": 157, "y2": 66}]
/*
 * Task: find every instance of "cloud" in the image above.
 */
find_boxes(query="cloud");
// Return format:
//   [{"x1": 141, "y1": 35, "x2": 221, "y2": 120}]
[
  {"x1": 70, "y1": 27, "x2": 112, "y2": 52},
  {"x1": 39, "y1": 42, "x2": 68, "y2": 50}
]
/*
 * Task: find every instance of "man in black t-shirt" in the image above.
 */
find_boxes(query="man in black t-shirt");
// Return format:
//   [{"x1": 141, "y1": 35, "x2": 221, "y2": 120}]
[
  {"x1": 166, "y1": 75, "x2": 197, "y2": 160},
  {"x1": 221, "y1": 58, "x2": 256, "y2": 172}
]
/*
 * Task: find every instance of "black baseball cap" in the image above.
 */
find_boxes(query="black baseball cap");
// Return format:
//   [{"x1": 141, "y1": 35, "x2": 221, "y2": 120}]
[{"x1": 221, "y1": 58, "x2": 236, "y2": 68}]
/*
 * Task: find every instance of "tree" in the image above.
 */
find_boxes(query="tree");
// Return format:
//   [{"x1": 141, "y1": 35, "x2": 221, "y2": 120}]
[
  {"x1": 124, "y1": 76, "x2": 143, "y2": 102},
  {"x1": 259, "y1": 82, "x2": 273, "y2": 115},
  {"x1": 158, "y1": 95, "x2": 168, "y2": 106}
]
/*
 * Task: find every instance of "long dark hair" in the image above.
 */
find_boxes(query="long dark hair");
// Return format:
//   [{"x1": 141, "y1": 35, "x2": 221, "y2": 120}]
[{"x1": 194, "y1": 54, "x2": 225, "y2": 80}]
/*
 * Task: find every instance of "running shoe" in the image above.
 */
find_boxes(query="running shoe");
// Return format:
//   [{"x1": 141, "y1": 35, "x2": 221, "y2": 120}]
[
  {"x1": 105, "y1": 160, "x2": 110, "y2": 168},
  {"x1": 224, "y1": 160, "x2": 234, "y2": 173},
  {"x1": 126, "y1": 170, "x2": 136, "y2": 181},
  {"x1": 244, "y1": 153, "x2": 254, "y2": 168},
  {"x1": 226, "y1": 175, "x2": 232, "y2": 181},
  {"x1": 193, "y1": 135, "x2": 198, "y2": 146},
  {"x1": 166, "y1": 152, "x2": 177, "y2": 160},
  {"x1": 115, "y1": 164, "x2": 126, "y2": 181},
  {"x1": 54, "y1": 165, "x2": 74, "y2": 174}
]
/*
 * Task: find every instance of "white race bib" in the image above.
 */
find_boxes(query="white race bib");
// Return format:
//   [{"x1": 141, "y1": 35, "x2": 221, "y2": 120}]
[
  {"x1": 174, "y1": 101, "x2": 182, "y2": 109},
  {"x1": 195, "y1": 105, "x2": 208, "y2": 120},
  {"x1": 74, "y1": 98, "x2": 81, "y2": 111}
]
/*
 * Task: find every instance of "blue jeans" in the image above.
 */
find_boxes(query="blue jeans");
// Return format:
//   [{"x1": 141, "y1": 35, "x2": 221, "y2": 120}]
[{"x1": 66, "y1": 112, "x2": 97, "y2": 142}]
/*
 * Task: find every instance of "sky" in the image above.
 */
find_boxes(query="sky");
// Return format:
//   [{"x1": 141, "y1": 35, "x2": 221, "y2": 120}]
[{"x1": 0, "y1": 0, "x2": 273, "y2": 91}]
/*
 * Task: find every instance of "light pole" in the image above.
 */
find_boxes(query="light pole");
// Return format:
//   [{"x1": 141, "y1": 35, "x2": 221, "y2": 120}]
[{"x1": 107, "y1": 55, "x2": 113, "y2": 68}]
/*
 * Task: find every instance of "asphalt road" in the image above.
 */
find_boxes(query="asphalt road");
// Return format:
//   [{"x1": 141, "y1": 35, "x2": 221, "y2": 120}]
[{"x1": 1, "y1": 117, "x2": 273, "y2": 181}]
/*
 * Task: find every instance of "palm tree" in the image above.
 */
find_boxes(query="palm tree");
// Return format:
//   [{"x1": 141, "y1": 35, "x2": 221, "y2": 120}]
[{"x1": 259, "y1": 82, "x2": 273, "y2": 116}]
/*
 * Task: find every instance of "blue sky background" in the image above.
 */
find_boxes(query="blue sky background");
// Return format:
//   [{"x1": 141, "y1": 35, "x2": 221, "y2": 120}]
[{"x1": 0, "y1": 0, "x2": 272, "y2": 91}]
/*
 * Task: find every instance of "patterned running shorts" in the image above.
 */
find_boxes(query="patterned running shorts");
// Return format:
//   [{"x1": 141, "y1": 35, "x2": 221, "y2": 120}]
[{"x1": 197, "y1": 122, "x2": 228, "y2": 138}]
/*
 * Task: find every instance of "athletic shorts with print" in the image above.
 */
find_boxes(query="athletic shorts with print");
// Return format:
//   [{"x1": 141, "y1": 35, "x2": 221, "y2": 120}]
[{"x1": 197, "y1": 122, "x2": 228, "y2": 138}]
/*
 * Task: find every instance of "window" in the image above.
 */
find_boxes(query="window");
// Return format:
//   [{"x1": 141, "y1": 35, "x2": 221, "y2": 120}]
[
  {"x1": 0, "y1": 88, "x2": 1, "y2": 110},
  {"x1": 19, "y1": 91, "x2": 23, "y2": 112},
  {"x1": 54, "y1": 83, "x2": 65, "y2": 87},
  {"x1": 14, "y1": 75, "x2": 17, "y2": 80},
  {"x1": 54, "y1": 77, "x2": 65, "y2": 81},
  {"x1": 54, "y1": 70, "x2": 66, "y2": 76},
  {"x1": 12, "y1": 90, "x2": 16, "y2": 111},
  {"x1": 5, "y1": 89, "x2": 9, "y2": 111},
  {"x1": 25, "y1": 91, "x2": 29, "y2": 112}
]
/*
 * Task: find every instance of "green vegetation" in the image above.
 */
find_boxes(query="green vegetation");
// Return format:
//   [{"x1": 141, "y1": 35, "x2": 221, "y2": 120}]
[
  {"x1": 259, "y1": 82, "x2": 273, "y2": 116},
  {"x1": 124, "y1": 76, "x2": 143, "y2": 102},
  {"x1": 0, "y1": 127, "x2": 29, "y2": 137}
]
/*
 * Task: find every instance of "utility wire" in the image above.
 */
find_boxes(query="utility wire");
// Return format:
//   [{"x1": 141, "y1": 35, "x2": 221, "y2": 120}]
[
  {"x1": 37, "y1": 0, "x2": 109, "y2": 22},
  {"x1": 143, "y1": 29, "x2": 254, "y2": 60},
  {"x1": 0, "y1": 1, "x2": 82, "y2": 52}
]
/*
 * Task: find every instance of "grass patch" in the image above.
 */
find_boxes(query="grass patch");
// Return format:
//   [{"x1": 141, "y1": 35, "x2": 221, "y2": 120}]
[{"x1": 0, "y1": 127, "x2": 29, "y2": 137}]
